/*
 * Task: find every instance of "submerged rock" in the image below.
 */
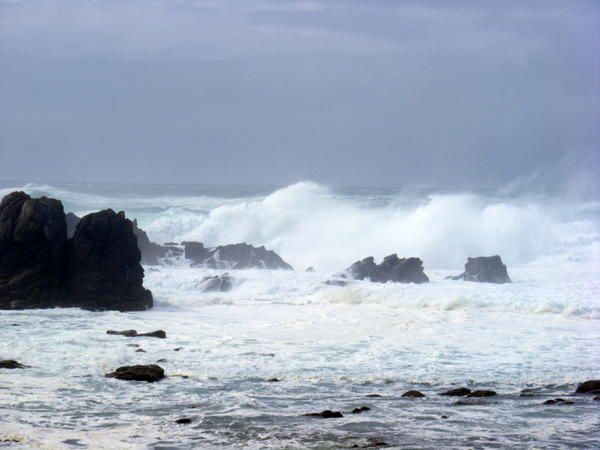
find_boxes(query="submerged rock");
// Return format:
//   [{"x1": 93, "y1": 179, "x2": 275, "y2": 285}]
[
  {"x1": 440, "y1": 387, "x2": 471, "y2": 397},
  {"x1": 105, "y1": 364, "x2": 165, "y2": 382},
  {"x1": 65, "y1": 209, "x2": 153, "y2": 311},
  {"x1": 0, "y1": 359, "x2": 27, "y2": 369},
  {"x1": 175, "y1": 417, "x2": 192, "y2": 424},
  {"x1": 324, "y1": 278, "x2": 349, "y2": 287},
  {"x1": 402, "y1": 390, "x2": 426, "y2": 398},
  {"x1": 183, "y1": 241, "x2": 293, "y2": 270},
  {"x1": 575, "y1": 380, "x2": 600, "y2": 394},
  {"x1": 346, "y1": 254, "x2": 429, "y2": 284},
  {"x1": 467, "y1": 390, "x2": 497, "y2": 398},
  {"x1": 0, "y1": 192, "x2": 67, "y2": 309},
  {"x1": 449, "y1": 256, "x2": 510, "y2": 283},
  {"x1": 304, "y1": 410, "x2": 344, "y2": 418},
  {"x1": 106, "y1": 329, "x2": 166, "y2": 338},
  {"x1": 200, "y1": 273, "x2": 233, "y2": 293},
  {"x1": 352, "y1": 406, "x2": 371, "y2": 414},
  {"x1": 543, "y1": 398, "x2": 574, "y2": 405}
]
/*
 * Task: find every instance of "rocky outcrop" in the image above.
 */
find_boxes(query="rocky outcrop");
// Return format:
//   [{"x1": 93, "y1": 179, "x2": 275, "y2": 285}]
[
  {"x1": 450, "y1": 256, "x2": 510, "y2": 283},
  {"x1": 65, "y1": 209, "x2": 153, "y2": 311},
  {"x1": 467, "y1": 390, "x2": 497, "y2": 397},
  {"x1": 346, "y1": 254, "x2": 429, "y2": 283},
  {"x1": 402, "y1": 390, "x2": 426, "y2": 398},
  {"x1": 132, "y1": 219, "x2": 182, "y2": 265},
  {"x1": 105, "y1": 364, "x2": 165, "y2": 382},
  {"x1": 183, "y1": 241, "x2": 293, "y2": 270},
  {"x1": 0, "y1": 192, "x2": 67, "y2": 309},
  {"x1": 575, "y1": 380, "x2": 600, "y2": 394},
  {"x1": 201, "y1": 273, "x2": 233, "y2": 292}
]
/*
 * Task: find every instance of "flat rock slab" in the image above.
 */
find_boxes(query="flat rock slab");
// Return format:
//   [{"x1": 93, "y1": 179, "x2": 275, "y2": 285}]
[
  {"x1": 304, "y1": 410, "x2": 343, "y2": 418},
  {"x1": 106, "y1": 330, "x2": 166, "y2": 338},
  {"x1": 106, "y1": 364, "x2": 165, "y2": 382}
]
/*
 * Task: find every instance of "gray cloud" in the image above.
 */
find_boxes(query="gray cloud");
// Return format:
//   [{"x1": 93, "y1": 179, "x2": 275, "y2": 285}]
[{"x1": 0, "y1": 0, "x2": 598, "y2": 190}]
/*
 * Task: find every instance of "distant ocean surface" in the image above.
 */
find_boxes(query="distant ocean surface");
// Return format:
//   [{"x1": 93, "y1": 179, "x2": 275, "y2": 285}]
[{"x1": 1, "y1": 181, "x2": 599, "y2": 449}]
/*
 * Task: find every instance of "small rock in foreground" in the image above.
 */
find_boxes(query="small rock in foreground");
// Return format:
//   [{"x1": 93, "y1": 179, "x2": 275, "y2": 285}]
[
  {"x1": 0, "y1": 360, "x2": 27, "y2": 369},
  {"x1": 105, "y1": 364, "x2": 165, "y2": 382},
  {"x1": 106, "y1": 329, "x2": 166, "y2": 339}
]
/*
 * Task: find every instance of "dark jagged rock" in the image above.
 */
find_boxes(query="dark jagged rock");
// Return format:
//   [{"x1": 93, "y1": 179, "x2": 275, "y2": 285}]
[
  {"x1": 347, "y1": 254, "x2": 429, "y2": 284},
  {"x1": 0, "y1": 192, "x2": 67, "y2": 309},
  {"x1": 575, "y1": 380, "x2": 600, "y2": 394},
  {"x1": 0, "y1": 359, "x2": 27, "y2": 369},
  {"x1": 543, "y1": 398, "x2": 574, "y2": 405},
  {"x1": 132, "y1": 219, "x2": 182, "y2": 266},
  {"x1": 65, "y1": 213, "x2": 80, "y2": 239},
  {"x1": 402, "y1": 390, "x2": 426, "y2": 398},
  {"x1": 183, "y1": 241, "x2": 293, "y2": 270},
  {"x1": 440, "y1": 387, "x2": 471, "y2": 396},
  {"x1": 201, "y1": 273, "x2": 233, "y2": 293},
  {"x1": 352, "y1": 406, "x2": 371, "y2": 414},
  {"x1": 105, "y1": 364, "x2": 165, "y2": 382},
  {"x1": 65, "y1": 209, "x2": 153, "y2": 311},
  {"x1": 106, "y1": 329, "x2": 166, "y2": 338},
  {"x1": 467, "y1": 390, "x2": 497, "y2": 398},
  {"x1": 449, "y1": 256, "x2": 510, "y2": 283},
  {"x1": 136, "y1": 348, "x2": 146, "y2": 353},
  {"x1": 176, "y1": 417, "x2": 192, "y2": 424},
  {"x1": 304, "y1": 410, "x2": 343, "y2": 418}
]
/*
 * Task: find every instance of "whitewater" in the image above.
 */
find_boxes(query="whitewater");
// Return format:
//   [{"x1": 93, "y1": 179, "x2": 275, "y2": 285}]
[{"x1": 1, "y1": 181, "x2": 599, "y2": 449}]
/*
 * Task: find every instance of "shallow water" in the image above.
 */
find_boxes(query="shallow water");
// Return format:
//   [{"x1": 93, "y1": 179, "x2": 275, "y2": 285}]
[{"x1": 0, "y1": 182, "x2": 599, "y2": 448}]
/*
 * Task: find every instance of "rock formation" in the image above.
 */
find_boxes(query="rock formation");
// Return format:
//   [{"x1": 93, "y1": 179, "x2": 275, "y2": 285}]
[
  {"x1": 346, "y1": 254, "x2": 429, "y2": 283},
  {"x1": 449, "y1": 256, "x2": 510, "y2": 283},
  {"x1": 65, "y1": 209, "x2": 153, "y2": 311},
  {"x1": 183, "y1": 241, "x2": 293, "y2": 270}
]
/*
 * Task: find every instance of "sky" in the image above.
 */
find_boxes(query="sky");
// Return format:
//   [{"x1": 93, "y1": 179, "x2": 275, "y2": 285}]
[{"x1": 0, "y1": 0, "x2": 598, "y2": 190}]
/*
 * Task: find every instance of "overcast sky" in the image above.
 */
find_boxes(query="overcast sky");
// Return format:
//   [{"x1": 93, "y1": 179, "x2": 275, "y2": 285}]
[{"x1": 0, "y1": 0, "x2": 598, "y2": 189}]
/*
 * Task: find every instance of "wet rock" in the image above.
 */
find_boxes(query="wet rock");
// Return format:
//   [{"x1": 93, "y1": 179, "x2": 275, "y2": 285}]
[
  {"x1": 267, "y1": 378, "x2": 281, "y2": 382},
  {"x1": 543, "y1": 398, "x2": 574, "y2": 405},
  {"x1": 347, "y1": 254, "x2": 429, "y2": 284},
  {"x1": 304, "y1": 410, "x2": 344, "y2": 418},
  {"x1": 174, "y1": 347, "x2": 182, "y2": 352},
  {"x1": 441, "y1": 415, "x2": 449, "y2": 419},
  {"x1": 449, "y1": 256, "x2": 510, "y2": 283},
  {"x1": 467, "y1": 390, "x2": 497, "y2": 398},
  {"x1": 305, "y1": 267, "x2": 315, "y2": 272},
  {"x1": 106, "y1": 329, "x2": 166, "y2": 339},
  {"x1": 351, "y1": 439, "x2": 390, "y2": 448},
  {"x1": 127, "y1": 343, "x2": 140, "y2": 348},
  {"x1": 352, "y1": 406, "x2": 371, "y2": 414},
  {"x1": 132, "y1": 220, "x2": 182, "y2": 266},
  {"x1": 575, "y1": 380, "x2": 600, "y2": 394},
  {"x1": 0, "y1": 359, "x2": 27, "y2": 369},
  {"x1": 65, "y1": 209, "x2": 153, "y2": 311},
  {"x1": 519, "y1": 388, "x2": 537, "y2": 397},
  {"x1": 366, "y1": 394, "x2": 382, "y2": 398},
  {"x1": 201, "y1": 273, "x2": 233, "y2": 293},
  {"x1": 175, "y1": 417, "x2": 192, "y2": 424},
  {"x1": 157, "y1": 358, "x2": 168, "y2": 363},
  {"x1": 105, "y1": 364, "x2": 165, "y2": 382},
  {"x1": 136, "y1": 348, "x2": 146, "y2": 353},
  {"x1": 440, "y1": 387, "x2": 471, "y2": 396},
  {"x1": 402, "y1": 390, "x2": 425, "y2": 398},
  {"x1": 183, "y1": 241, "x2": 293, "y2": 270},
  {"x1": 0, "y1": 192, "x2": 67, "y2": 309}
]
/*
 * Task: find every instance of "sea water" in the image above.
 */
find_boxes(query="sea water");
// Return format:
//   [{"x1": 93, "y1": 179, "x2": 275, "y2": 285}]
[{"x1": 0, "y1": 181, "x2": 599, "y2": 449}]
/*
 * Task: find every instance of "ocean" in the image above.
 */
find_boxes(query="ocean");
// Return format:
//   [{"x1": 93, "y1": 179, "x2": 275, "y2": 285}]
[{"x1": 0, "y1": 181, "x2": 599, "y2": 449}]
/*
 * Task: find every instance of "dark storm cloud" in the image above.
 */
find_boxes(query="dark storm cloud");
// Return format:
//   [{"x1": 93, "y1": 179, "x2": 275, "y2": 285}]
[{"x1": 0, "y1": 0, "x2": 598, "y2": 189}]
